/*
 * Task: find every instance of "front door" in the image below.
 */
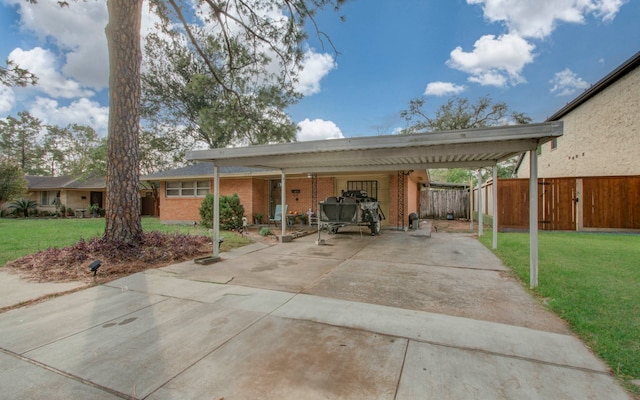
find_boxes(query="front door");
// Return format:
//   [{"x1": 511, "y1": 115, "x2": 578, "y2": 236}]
[
  {"x1": 90, "y1": 191, "x2": 103, "y2": 208},
  {"x1": 269, "y1": 179, "x2": 282, "y2": 218}
]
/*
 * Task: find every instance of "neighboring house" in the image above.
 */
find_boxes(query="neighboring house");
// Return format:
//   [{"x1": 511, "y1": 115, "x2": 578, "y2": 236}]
[
  {"x1": 141, "y1": 162, "x2": 428, "y2": 228},
  {"x1": 21, "y1": 175, "x2": 157, "y2": 217},
  {"x1": 24, "y1": 175, "x2": 105, "y2": 216},
  {"x1": 517, "y1": 50, "x2": 639, "y2": 179},
  {"x1": 499, "y1": 51, "x2": 640, "y2": 231}
]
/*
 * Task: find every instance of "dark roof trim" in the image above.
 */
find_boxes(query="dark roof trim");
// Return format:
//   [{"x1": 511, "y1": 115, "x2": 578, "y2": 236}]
[
  {"x1": 547, "y1": 51, "x2": 640, "y2": 121},
  {"x1": 141, "y1": 163, "x2": 268, "y2": 180},
  {"x1": 426, "y1": 182, "x2": 470, "y2": 189},
  {"x1": 25, "y1": 175, "x2": 106, "y2": 190}
]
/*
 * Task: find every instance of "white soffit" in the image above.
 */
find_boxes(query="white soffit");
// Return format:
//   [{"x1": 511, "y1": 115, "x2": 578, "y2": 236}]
[{"x1": 186, "y1": 122, "x2": 563, "y2": 174}]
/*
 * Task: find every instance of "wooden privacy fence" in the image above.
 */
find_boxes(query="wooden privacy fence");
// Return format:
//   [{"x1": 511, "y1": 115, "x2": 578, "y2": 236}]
[
  {"x1": 497, "y1": 176, "x2": 640, "y2": 231},
  {"x1": 420, "y1": 187, "x2": 469, "y2": 220}
]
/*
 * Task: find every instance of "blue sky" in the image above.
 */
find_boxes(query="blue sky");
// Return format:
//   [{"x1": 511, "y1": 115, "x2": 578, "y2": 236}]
[{"x1": 1, "y1": 0, "x2": 639, "y2": 142}]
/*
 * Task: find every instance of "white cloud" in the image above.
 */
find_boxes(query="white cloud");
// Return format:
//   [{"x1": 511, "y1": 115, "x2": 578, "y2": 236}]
[
  {"x1": 550, "y1": 68, "x2": 589, "y2": 96},
  {"x1": 424, "y1": 81, "x2": 466, "y2": 96},
  {"x1": 29, "y1": 97, "x2": 109, "y2": 135},
  {"x1": 8, "y1": 0, "x2": 109, "y2": 89},
  {"x1": 297, "y1": 118, "x2": 344, "y2": 141},
  {"x1": 467, "y1": 0, "x2": 626, "y2": 39},
  {"x1": 446, "y1": 0, "x2": 626, "y2": 89},
  {"x1": 447, "y1": 33, "x2": 535, "y2": 87},
  {"x1": 0, "y1": 86, "x2": 16, "y2": 114},
  {"x1": 9, "y1": 47, "x2": 95, "y2": 99},
  {"x1": 295, "y1": 50, "x2": 337, "y2": 96}
]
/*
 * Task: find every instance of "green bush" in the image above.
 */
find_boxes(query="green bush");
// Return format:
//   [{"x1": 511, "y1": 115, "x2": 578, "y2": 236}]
[
  {"x1": 9, "y1": 198, "x2": 38, "y2": 218},
  {"x1": 259, "y1": 226, "x2": 271, "y2": 236},
  {"x1": 199, "y1": 193, "x2": 245, "y2": 230}
]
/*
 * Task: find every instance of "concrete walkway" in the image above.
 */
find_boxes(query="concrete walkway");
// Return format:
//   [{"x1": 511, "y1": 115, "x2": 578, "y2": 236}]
[
  {"x1": 0, "y1": 228, "x2": 632, "y2": 399},
  {"x1": 0, "y1": 270, "x2": 86, "y2": 310}
]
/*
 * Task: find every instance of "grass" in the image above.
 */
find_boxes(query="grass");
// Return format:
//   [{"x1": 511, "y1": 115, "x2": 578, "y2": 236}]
[
  {"x1": 478, "y1": 231, "x2": 640, "y2": 395},
  {"x1": 0, "y1": 217, "x2": 251, "y2": 267}
]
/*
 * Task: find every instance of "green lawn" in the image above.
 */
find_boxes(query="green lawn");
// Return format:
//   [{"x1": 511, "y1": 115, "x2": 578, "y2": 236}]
[
  {"x1": 0, "y1": 217, "x2": 250, "y2": 267},
  {"x1": 479, "y1": 231, "x2": 640, "y2": 394}
]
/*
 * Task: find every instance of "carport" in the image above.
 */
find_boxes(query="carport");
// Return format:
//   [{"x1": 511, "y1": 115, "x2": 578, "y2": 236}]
[{"x1": 186, "y1": 121, "x2": 563, "y2": 288}]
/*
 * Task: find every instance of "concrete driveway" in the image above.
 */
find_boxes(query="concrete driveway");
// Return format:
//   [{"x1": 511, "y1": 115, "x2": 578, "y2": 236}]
[{"x1": 0, "y1": 227, "x2": 631, "y2": 399}]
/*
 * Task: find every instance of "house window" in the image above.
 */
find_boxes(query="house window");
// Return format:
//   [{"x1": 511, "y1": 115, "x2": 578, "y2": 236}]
[
  {"x1": 347, "y1": 180, "x2": 378, "y2": 200},
  {"x1": 166, "y1": 181, "x2": 210, "y2": 197},
  {"x1": 40, "y1": 190, "x2": 59, "y2": 206},
  {"x1": 550, "y1": 138, "x2": 558, "y2": 150}
]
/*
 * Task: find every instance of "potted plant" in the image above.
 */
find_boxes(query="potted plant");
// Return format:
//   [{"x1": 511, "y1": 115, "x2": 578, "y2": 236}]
[
  {"x1": 89, "y1": 203, "x2": 100, "y2": 218},
  {"x1": 253, "y1": 212, "x2": 263, "y2": 224},
  {"x1": 287, "y1": 210, "x2": 297, "y2": 225}
]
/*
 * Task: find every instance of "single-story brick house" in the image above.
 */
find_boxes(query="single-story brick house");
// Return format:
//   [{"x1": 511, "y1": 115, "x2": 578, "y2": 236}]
[{"x1": 141, "y1": 162, "x2": 428, "y2": 228}]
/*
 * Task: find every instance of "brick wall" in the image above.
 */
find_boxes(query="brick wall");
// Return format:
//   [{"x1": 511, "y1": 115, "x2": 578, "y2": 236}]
[{"x1": 159, "y1": 176, "x2": 336, "y2": 223}]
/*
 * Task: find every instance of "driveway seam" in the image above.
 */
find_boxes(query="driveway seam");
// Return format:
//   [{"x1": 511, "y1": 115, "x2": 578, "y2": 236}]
[{"x1": 0, "y1": 347, "x2": 137, "y2": 400}]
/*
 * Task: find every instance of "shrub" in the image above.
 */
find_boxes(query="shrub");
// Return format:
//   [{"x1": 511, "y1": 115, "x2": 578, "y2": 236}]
[
  {"x1": 9, "y1": 198, "x2": 38, "y2": 218},
  {"x1": 259, "y1": 226, "x2": 271, "y2": 236},
  {"x1": 199, "y1": 193, "x2": 245, "y2": 230}
]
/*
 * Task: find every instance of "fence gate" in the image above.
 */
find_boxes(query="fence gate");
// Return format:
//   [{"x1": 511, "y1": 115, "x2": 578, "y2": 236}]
[
  {"x1": 498, "y1": 178, "x2": 576, "y2": 231},
  {"x1": 539, "y1": 178, "x2": 576, "y2": 230}
]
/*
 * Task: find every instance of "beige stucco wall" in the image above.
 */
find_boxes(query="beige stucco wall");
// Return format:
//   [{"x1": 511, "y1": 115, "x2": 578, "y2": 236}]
[{"x1": 518, "y1": 64, "x2": 640, "y2": 178}]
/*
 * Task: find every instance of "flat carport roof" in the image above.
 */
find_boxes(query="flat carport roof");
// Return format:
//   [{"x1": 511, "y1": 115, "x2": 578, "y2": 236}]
[{"x1": 186, "y1": 121, "x2": 563, "y2": 288}]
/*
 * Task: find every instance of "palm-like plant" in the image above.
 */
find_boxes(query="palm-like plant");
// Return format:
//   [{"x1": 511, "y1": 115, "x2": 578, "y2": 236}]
[{"x1": 9, "y1": 199, "x2": 38, "y2": 218}]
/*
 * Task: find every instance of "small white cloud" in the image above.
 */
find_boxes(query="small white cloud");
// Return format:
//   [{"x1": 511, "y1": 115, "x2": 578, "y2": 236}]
[
  {"x1": 467, "y1": 0, "x2": 626, "y2": 39},
  {"x1": 9, "y1": 47, "x2": 95, "y2": 99},
  {"x1": 549, "y1": 68, "x2": 589, "y2": 96},
  {"x1": 468, "y1": 71, "x2": 508, "y2": 87},
  {"x1": 424, "y1": 81, "x2": 466, "y2": 96},
  {"x1": 447, "y1": 33, "x2": 535, "y2": 87},
  {"x1": 295, "y1": 50, "x2": 337, "y2": 96},
  {"x1": 0, "y1": 86, "x2": 16, "y2": 114},
  {"x1": 29, "y1": 97, "x2": 109, "y2": 135},
  {"x1": 297, "y1": 118, "x2": 344, "y2": 141}
]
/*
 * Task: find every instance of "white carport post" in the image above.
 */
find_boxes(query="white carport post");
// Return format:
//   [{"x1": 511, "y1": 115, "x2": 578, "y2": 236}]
[
  {"x1": 280, "y1": 171, "x2": 286, "y2": 241},
  {"x1": 492, "y1": 165, "x2": 498, "y2": 249},
  {"x1": 529, "y1": 149, "x2": 539, "y2": 288},
  {"x1": 213, "y1": 164, "x2": 221, "y2": 258},
  {"x1": 477, "y1": 170, "x2": 483, "y2": 236}
]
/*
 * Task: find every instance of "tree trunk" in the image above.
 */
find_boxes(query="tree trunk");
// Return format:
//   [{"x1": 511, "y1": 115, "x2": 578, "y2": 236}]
[{"x1": 104, "y1": 0, "x2": 143, "y2": 243}]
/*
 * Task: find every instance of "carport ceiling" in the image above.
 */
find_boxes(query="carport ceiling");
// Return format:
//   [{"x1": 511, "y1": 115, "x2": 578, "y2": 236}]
[{"x1": 186, "y1": 122, "x2": 563, "y2": 173}]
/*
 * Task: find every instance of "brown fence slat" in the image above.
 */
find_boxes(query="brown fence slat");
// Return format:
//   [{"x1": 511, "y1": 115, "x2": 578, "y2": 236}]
[
  {"x1": 497, "y1": 179, "x2": 529, "y2": 230},
  {"x1": 583, "y1": 176, "x2": 640, "y2": 229}
]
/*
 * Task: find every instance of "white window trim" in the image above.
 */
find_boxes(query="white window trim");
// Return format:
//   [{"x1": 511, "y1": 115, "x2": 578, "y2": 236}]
[
  {"x1": 40, "y1": 190, "x2": 59, "y2": 206},
  {"x1": 165, "y1": 180, "x2": 210, "y2": 197}
]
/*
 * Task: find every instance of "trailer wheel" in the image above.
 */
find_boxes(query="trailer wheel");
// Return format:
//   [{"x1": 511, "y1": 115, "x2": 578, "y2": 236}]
[{"x1": 370, "y1": 219, "x2": 381, "y2": 236}]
